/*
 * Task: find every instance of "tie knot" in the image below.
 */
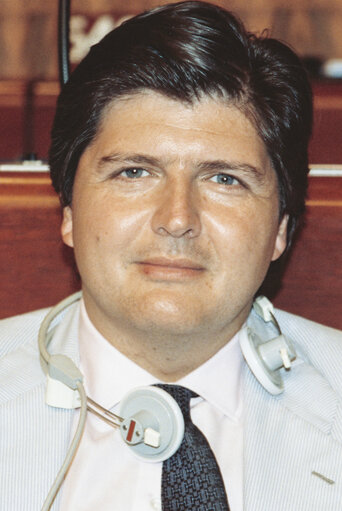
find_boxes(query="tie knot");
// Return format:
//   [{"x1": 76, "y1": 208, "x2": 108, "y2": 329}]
[{"x1": 155, "y1": 384, "x2": 197, "y2": 419}]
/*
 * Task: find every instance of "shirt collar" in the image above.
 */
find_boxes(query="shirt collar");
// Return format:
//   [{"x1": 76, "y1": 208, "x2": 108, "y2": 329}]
[
  {"x1": 178, "y1": 332, "x2": 244, "y2": 420},
  {"x1": 78, "y1": 298, "x2": 244, "y2": 421}
]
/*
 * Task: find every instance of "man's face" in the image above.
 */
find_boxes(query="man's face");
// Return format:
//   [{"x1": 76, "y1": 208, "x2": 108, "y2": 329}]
[{"x1": 62, "y1": 91, "x2": 287, "y2": 343}]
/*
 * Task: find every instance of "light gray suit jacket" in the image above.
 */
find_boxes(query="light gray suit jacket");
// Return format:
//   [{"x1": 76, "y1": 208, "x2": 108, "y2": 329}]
[{"x1": 1, "y1": 298, "x2": 342, "y2": 510}]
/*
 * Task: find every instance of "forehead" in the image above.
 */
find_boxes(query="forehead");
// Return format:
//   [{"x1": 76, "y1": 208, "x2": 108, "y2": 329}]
[
  {"x1": 86, "y1": 91, "x2": 272, "y2": 175},
  {"x1": 99, "y1": 91, "x2": 256, "y2": 137}
]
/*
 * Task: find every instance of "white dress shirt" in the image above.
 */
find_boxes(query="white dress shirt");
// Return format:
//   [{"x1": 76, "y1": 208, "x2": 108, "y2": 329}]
[{"x1": 60, "y1": 299, "x2": 244, "y2": 510}]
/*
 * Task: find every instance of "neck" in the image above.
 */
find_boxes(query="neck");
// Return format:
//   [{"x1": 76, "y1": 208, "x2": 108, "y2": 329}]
[{"x1": 83, "y1": 304, "x2": 246, "y2": 381}]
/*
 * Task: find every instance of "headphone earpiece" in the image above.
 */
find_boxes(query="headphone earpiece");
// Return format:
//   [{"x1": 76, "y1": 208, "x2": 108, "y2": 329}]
[
  {"x1": 119, "y1": 386, "x2": 184, "y2": 462},
  {"x1": 239, "y1": 296, "x2": 296, "y2": 395}
]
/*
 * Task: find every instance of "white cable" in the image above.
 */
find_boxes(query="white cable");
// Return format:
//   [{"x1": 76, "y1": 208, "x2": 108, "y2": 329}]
[
  {"x1": 38, "y1": 291, "x2": 82, "y2": 369},
  {"x1": 41, "y1": 381, "x2": 88, "y2": 511},
  {"x1": 38, "y1": 292, "x2": 85, "y2": 509}
]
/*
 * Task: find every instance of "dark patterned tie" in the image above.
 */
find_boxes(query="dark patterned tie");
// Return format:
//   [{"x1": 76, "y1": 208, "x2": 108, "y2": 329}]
[{"x1": 156, "y1": 384, "x2": 230, "y2": 511}]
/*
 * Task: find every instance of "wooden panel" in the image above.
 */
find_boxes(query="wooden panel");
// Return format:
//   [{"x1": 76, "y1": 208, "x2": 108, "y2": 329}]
[
  {"x1": 0, "y1": 80, "x2": 58, "y2": 160},
  {"x1": 32, "y1": 82, "x2": 59, "y2": 160},
  {"x1": 272, "y1": 176, "x2": 342, "y2": 329},
  {"x1": 0, "y1": 172, "x2": 79, "y2": 318},
  {"x1": 0, "y1": 81, "x2": 26, "y2": 160},
  {"x1": 0, "y1": 171, "x2": 341, "y2": 331},
  {"x1": 309, "y1": 82, "x2": 342, "y2": 164}
]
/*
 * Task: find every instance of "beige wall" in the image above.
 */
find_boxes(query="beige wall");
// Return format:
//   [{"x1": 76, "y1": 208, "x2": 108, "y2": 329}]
[{"x1": 1, "y1": 0, "x2": 342, "y2": 79}]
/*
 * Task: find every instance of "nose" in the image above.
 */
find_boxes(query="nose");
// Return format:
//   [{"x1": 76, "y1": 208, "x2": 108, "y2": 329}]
[{"x1": 151, "y1": 177, "x2": 201, "y2": 238}]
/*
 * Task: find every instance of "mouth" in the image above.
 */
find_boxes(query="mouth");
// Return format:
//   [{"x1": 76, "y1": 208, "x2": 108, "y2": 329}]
[{"x1": 135, "y1": 257, "x2": 205, "y2": 280}]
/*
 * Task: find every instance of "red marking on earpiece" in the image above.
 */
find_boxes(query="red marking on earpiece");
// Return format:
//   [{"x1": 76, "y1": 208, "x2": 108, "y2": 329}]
[{"x1": 126, "y1": 419, "x2": 136, "y2": 442}]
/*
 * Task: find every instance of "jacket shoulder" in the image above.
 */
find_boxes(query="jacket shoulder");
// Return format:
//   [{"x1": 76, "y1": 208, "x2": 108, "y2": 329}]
[
  {"x1": 0, "y1": 307, "x2": 51, "y2": 358},
  {"x1": 275, "y1": 309, "x2": 342, "y2": 347},
  {"x1": 275, "y1": 309, "x2": 342, "y2": 393},
  {"x1": 0, "y1": 308, "x2": 54, "y2": 404}
]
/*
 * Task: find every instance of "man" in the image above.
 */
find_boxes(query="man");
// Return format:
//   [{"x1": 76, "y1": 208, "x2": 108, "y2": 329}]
[{"x1": 1, "y1": 2, "x2": 342, "y2": 510}]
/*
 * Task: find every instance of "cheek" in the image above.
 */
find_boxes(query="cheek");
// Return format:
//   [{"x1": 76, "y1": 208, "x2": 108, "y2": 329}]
[
  {"x1": 73, "y1": 194, "x2": 152, "y2": 256},
  {"x1": 205, "y1": 202, "x2": 279, "y2": 265}
]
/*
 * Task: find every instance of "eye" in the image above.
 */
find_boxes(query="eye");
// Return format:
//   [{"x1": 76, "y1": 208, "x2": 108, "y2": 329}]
[
  {"x1": 121, "y1": 167, "x2": 149, "y2": 179},
  {"x1": 209, "y1": 173, "x2": 239, "y2": 186}
]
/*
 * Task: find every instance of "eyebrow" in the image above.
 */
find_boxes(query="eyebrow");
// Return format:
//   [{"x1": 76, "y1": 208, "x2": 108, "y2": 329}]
[
  {"x1": 97, "y1": 153, "x2": 161, "y2": 171},
  {"x1": 97, "y1": 152, "x2": 266, "y2": 182},
  {"x1": 197, "y1": 159, "x2": 265, "y2": 182}
]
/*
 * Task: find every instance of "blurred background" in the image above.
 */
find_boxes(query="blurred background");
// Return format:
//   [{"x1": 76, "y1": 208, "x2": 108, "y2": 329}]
[{"x1": 0, "y1": 0, "x2": 342, "y2": 162}]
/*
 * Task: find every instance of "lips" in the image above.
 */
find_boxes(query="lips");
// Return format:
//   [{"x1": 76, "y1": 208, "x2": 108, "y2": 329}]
[
  {"x1": 135, "y1": 257, "x2": 205, "y2": 279},
  {"x1": 138, "y1": 257, "x2": 204, "y2": 270}
]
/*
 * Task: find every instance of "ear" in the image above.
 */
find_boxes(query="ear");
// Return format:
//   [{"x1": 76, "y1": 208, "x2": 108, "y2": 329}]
[
  {"x1": 271, "y1": 215, "x2": 288, "y2": 261},
  {"x1": 61, "y1": 206, "x2": 74, "y2": 248}
]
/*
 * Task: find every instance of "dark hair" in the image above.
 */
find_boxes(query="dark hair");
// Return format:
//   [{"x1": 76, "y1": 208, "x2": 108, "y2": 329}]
[{"x1": 49, "y1": 0, "x2": 312, "y2": 249}]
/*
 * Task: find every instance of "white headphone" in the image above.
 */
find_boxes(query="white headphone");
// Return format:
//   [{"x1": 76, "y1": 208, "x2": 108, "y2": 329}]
[
  {"x1": 38, "y1": 292, "x2": 296, "y2": 510},
  {"x1": 240, "y1": 295, "x2": 296, "y2": 395}
]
